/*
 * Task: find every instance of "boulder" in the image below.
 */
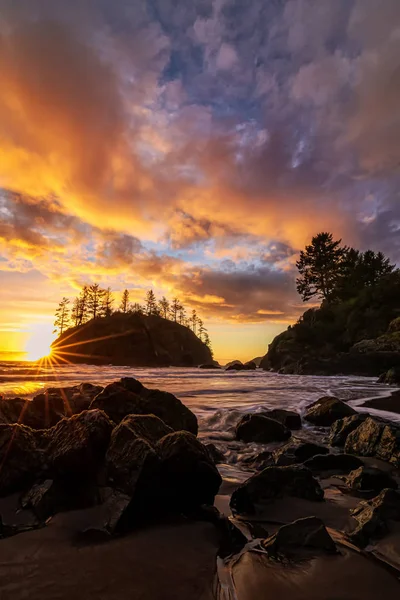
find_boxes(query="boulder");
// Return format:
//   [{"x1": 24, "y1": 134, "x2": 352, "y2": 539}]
[
  {"x1": 241, "y1": 450, "x2": 273, "y2": 471},
  {"x1": 243, "y1": 361, "x2": 257, "y2": 370},
  {"x1": 378, "y1": 367, "x2": 400, "y2": 385},
  {"x1": 330, "y1": 414, "x2": 370, "y2": 447},
  {"x1": 205, "y1": 443, "x2": 225, "y2": 464},
  {"x1": 106, "y1": 414, "x2": 172, "y2": 494},
  {"x1": 377, "y1": 424, "x2": 400, "y2": 466},
  {"x1": 304, "y1": 396, "x2": 356, "y2": 426},
  {"x1": 235, "y1": 414, "x2": 291, "y2": 443},
  {"x1": 344, "y1": 417, "x2": 384, "y2": 457},
  {"x1": 47, "y1": 409, "x2": 114, "y2": 478},
  {"x1": 230, "y1": 466, "x2": 324, "y2": 516},
  {"x1": 261, "y1": 516, "x2": 337, "y2": 558},
  {"x1": 226, "y1": 362, "x2": 244, "y2": 371},
  {"x1": 90, "y1": 381, "x2": 198, "y2": 434},
  {"x1": 351, "y1": 488, "x2": 400, "y2": 547},
  {"x1": 303, "y1": 453, "x2": 363, "y2": 474},
  {"x1": 345, "y1": 466, "x2": 398, "y2": 494},
  {"x1": 263, "y1": 409, "x2": 301, "y2": 430},
  {"x1": 273, "y1": 442, "x2": 329, "y2": 466},
  {"x1": 0, "y1": 397, "x2": 29, "y2": 425},
  {"x1": 0, "y1": 423, "x2": 44, "y2": 496}
]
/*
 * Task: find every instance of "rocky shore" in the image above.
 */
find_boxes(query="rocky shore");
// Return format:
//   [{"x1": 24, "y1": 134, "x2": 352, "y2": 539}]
[{"x1": 1, "y1": 379, "x2": 400, "y2": 598}]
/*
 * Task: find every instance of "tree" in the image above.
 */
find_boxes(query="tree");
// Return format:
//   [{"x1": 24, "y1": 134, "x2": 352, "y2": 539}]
[
  {"x1": 132, "y1": 303, "x2": 143, "y2": 314},
  {"x1": 53, "y1": 298, "x2": 70, "y2": 335},
  {"x1": 120, "y1": 289, "x2": 130, "y2": 313},
  {"x1": 102, "y1": 287, "x2": 114, "y2": 317},
  {"x1": 77, "y1": 285, "x2": 89, "y2": 325},
  {"x1": 145, "y1": 289, "x2": 157, "y2": 315},
  {"x1": 170, "y1": 298, "x2": 181, "y2": 322},
  {"x1": 296, "y1": 232, "x2": 346, "y2": 302},
  {"x1": 159, "y1": 296, "x2": 170, "y2": 319},
  {"x1": 178, "y1": 306, "x2": 186, "y2": 325},
  {"x1": 197, "y1": 318, "x2": 205, "y2": 341},
  {"x1": 204, "y1": 332, "x2": 213, "y2": 357},
  {"x1": 87, "y1": 283, "x2": 104, "y2": 319},
  {"x1": 190, "y1": 309, "x2": 198, "y2": 334},
  {"x1": 70, "y1": 297, "x2": 81, "y2": 327}
]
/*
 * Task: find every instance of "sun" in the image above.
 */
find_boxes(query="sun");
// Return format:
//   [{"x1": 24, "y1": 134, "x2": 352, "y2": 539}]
[{"x1": 25, "y1": 323, "x2": 56, "y2": 362}]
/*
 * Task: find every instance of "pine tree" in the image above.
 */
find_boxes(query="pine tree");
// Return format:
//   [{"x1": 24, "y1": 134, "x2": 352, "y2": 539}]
[
  {"x1": 190, "y1": 309, "x2": 198, "y2": 334},
  {"x1": 197, "y1": 318, "x2": 205, "y2": 341},
  {"x1": 87, "y1": 283, "x2": 104, "y2": 319},
  {"x1": 53, "y1": 297, "x2": 70, "y2": 335},
  {"x1": 159, "y1": 296, "x2": 170, "y2": 319},
  {"x1": 77, "y1": 285, "x2": 89, "y2": 325},
  {"x1": 102, "y1": 287, "x2": 114, "y2": 317},
  {"x1": 170, "y1": 298, "x2": 181, "y2": 322},
  {"x1": 145, "y1": 289, "x2": 157, "y2": 315},
  {"x1": 178, "y1": 306, "x2": 186, "y2": 325},
  {"x1": 132, "y1": 303, "x2": 143, "y2": 314},
  {"x1": 71, "y1": 297, "x2": 81, "y2": 327},
  {"x1": 120, "y1": 289, "x2": 130, "y2": 313}
]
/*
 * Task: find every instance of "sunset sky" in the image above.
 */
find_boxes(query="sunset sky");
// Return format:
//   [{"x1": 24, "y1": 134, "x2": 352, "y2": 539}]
[{"x1": 0, "y1": 0, "x2": 399, "y2": 363}]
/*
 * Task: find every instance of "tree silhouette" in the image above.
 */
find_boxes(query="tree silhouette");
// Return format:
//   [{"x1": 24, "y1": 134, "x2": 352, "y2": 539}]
[
  {"x1": 70, "y1": 297, "x2": 81, "y2": 327},
  {"x1": 296, "y1": 232, "x2": 345, "y2": 302},
  {"x1": 190, "y1": 309, "x2": 198, "y2": 334},
  {"x1": 53, "y1": 298, "x2": 70, "y2": 335},
  {"x1": 102, "y1": 287, "x2": 114, "y2": 317},
  {"x1": 120, "y1": 289, "x2": 130, "y2": 313},
  {"x1": 170, "y1": 298, "x2": 181, "y2": 322},
  {"x1": 197, "y1": 318, "x2": 205, "y2": 341},
  {"x1": 145, "y1": 289, "x2": 157, "y2": 315},
  {"x1": 87, "y1": 283, "x2": 104, "y2": 319},
  {"x1": 159, "y1": 296, "x2": 170, "y2": 319}
]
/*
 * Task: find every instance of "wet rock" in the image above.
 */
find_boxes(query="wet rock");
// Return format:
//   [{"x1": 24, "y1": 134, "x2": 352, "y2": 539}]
[
  {"x1": 377, "y1": 424, "x2": 400, "y2": 467},
  {"x1": 378, "y1": 367, "x2": 400, "y2": 385},
  {"x1": 226, "y1": 362, "x2": 244, "y2": 371},
  {"x1": 20, "y1": 480, "x2": 60, "y2": 521},
  {"x1": 261, "y1": 516, "x2": 337, "y2": 558},
  {"x1": 205, "y1": 443, "x2": 225, "y2": 464},
  {"x1": 235, "y1": 414, "x2": 291, "y2": 443},
  {"x1": 106, "y1": 414, "x2": 172, "y2": 494},
  {"x1": 263, "y1": 409, "x2": 301, "y2": 430},
  {"x1": 241, "y1": 450, "x2": 273, "y2": 471},
  {"x1": 330, "y1": 414, "x2": 370, "y2": 447},
  {"x1": 90, "y1": 382, "x2": 198, "y2": 434},
  {"x1": 230, "y1": 466, "x2": 324, "y2": 516},
  {"x1": 78, "y1": 489, "x2": 132, "y2": 537},
  {"x1": 0, "y1": 424, "x2": 44, "y2": 496},
  {"x1": 351, "y1": 488, "x2": 400, "y2": 547},
  {"x1": 47, "y1": 409, "x2": 114, "y2": 478},
  {"x1": 0, "y1": 397, "x2": 29, "y2": 425},
  {"x1": 303, "y1": 453, "x2": 363, "y2": 474},
  {"x1": 199, "y1": 363, "x2": 221, "y2": 369},
  {"x1": 273, "y1": 442, "x2": 329, "y2": 466},
  {"x1": 345, "y1": 466, "x2": 398, "y2": 494},
  {"x1": 243, "y1": 361, "x2": 257, "y2": 370},
  {"x1": 344, "y1": 417, "x2": 384, "y2": 457},
  {"x1": 304, "y1": 396, "x2": 356, "y2": 426}
]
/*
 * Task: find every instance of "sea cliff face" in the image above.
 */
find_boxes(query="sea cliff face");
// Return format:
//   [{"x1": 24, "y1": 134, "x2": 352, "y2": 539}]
[{"x1": 51, "y1": 313, "x2": 212, "y2": 367}]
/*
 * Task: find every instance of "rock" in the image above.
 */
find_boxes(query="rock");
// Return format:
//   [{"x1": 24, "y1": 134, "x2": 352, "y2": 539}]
[
  {"x1": 241, "y1": 450, "x2": 273, "y2": 471},
  {"x1": 47, "y1": 410, "x2": 114, "y2": 478},
  {"x1": 0, "y1": 424, "x2": 44, "y2": 496},
  {"x1": 106, "y1": 414, "x2": 172, "y2": 494},
  {"x1": 273, "y1": 442, "x2": 329, "y2": 466},
  {"x1": 226, "y1": 363, "x2": 245, "y2": 371},
  {"x1": 132, "y1": 431, "x2": 222, "y2": 516},
  {"x1": 303, "y1": 453, "x2": 363, "y2": 474},
  {"x1": 377, "y1": 424, "x2": 400, "y2": 466},
  {"x1": 90, "y1": 381, "x2": 198, "y2": 434},
  {"x1": 205, "y1": 443, "x2": 225, "y2": 464},
  {"x1": 304, "y1": 396, "x2": 356, "y2": 426},
  {"x1": 199, "y1": 364, "x2": 221, "y2": 369},
  {"x1": 330, "y1": 414, "x2": 370, "y2": 446},
  {"x1": 261, "y1": 516, "x2": 337, "y2": 558},
  {"x1": 263, "y1": 409, "x2": 301, "y2": 430},
  {"x1": 0, "y1": 397, "x2": 29, "y2": 425},
  {"x1": 344, "y1": 417, "x2": 384, "y2": 457},
  {"x1": 235, "y1": 414, "x2": 291, "y2": 443},
  {"x1": 351, "y1": 488, "x2": 400, "y2": 547},
  {"x1": 20, "y1": 480, "x2": 61, "y2": 521},
  {"x1": 243, "y1": 361, "x2": 257, "y2": 370},
  {"x1": 230, "y1": 466, "x2": 324, "y2": 516},
  {"x1": 345, "y1": 466, "x2": 398, "y2": 494},
  {"x1": 378, "y1": 367, "x2": 400, "y2": 385}
]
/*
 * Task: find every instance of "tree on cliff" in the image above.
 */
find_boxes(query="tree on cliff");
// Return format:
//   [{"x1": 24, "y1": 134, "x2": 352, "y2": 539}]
[
  {"x1": 102, "y1": 287, "x2": 114, "y2": 317},
  {"x1": 120, "y1": 289, "x2": 130, "y2": 313},
  {"x1": 145, "y1": 290, "x2": 158, "y2": 315},
  {"x1": 296, "y1": 232, "x2": 345, "y2": 302},
  {"x1": 53, "y1": 298, "x2": 70, "y2": 334},
  {"x1": 87, "y1": 283, "x2": 104, "y2": 319},
  {"x1": 159, "y1": 296, "x2": 170, "y2": 319},
  {"x1": 170, "y1": 298, "x2": 181, "y2": 322}
]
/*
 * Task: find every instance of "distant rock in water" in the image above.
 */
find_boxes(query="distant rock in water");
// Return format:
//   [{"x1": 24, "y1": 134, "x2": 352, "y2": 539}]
[{"x1": 52, "y1": 313, "x2": 212, "y2": 367}]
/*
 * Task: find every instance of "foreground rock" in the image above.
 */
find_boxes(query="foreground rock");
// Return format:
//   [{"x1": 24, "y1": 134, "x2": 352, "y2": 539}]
[
  {"x1": 351, "y1": 488, "x2": 400, "y2": 547},
  {"x1": 90, "y1": 379, "x2": 198, "y2": 434},
  {"x1": 261, "y1": 516, "x2": 337, "y2": 558},
  {"x1": 378, "y1": 367, "x2": 400, "y2": 385},
  {"x1": 344, "y1": 416, "x2": 400, "y2": 467},
  {"x1": 303, "y1": 453, "x2": 363, "y2": 474},
  {"x1": 0, "y1": 424, "x2": 44, "y2": 495},
  {"x1": 263, "y1": 409, "x2": 301, "y2": 430},
  {"x1": 344, "y1": 466, "x2": 398, "y2": 495},
  {"x1": 273, "y1": 441, "x2": 329, "y2": 466},
  {"x1": 304, "y1": 396, "x2": 356, "y2": 426},
  {"x1": 230, "y1": 465, "x2": 324, "y2": 516},
  {"x1": 235, "y1": 414, "x2": 291, "y2": 443},
  {"x1": 330, "y1": 414, "x2": 370, "y2": 446}
]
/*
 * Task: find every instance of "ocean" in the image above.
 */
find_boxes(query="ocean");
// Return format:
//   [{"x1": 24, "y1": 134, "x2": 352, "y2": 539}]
[{"x1": 1, "y1": 361, "x2": 398, "y2": 483}]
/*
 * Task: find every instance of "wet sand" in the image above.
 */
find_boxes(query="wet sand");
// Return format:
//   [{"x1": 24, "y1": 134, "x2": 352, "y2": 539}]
[{"x1": 363, "y1": 390, "x2": 400, "y2": 414}]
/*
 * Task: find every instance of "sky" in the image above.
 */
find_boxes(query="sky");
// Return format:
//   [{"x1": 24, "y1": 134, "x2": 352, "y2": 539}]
[{"x1": 0, "y1": 0, "x2": 399, "y2": 363}]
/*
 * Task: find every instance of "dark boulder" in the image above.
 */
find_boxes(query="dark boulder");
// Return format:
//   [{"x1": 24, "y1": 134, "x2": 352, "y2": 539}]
[
  {"x1": 226, "y1": 361, "x2": 244, "y2": 371},
  {"x1": 0, "y1": 424, "x2": 44, "y2": 496},
  {"x1": 205, "y1": 443, "x2": 225, "y2": 464},
  {"x1": 143, "y1": 389, "x2": 198, "y2": 435},
  {"x1": 330, "y1": 414, "x2": 370, "y2": 447},
  {"x1": 303, "y1": 453, "x2": 363, "y2": 474},
  {"x1": 273, "y1": 442, "x2": 329, "y2": 466},
  {"x1": 344, "y1": 417, "x2": 384, "y2": 457},
  {"x1": 263, "y1": 409, "x2": 301, "y2": 430},
  {"x1": 261, "y1": 516, "x2": 337, "y2": 558},
  {"x1": 377, "y1": 424, "x2": 400, "y2": 466},
  {"x1": 0, "y1": 397, "x2": 29, "y2": 425},
  {"x1": 230, "y1": 465, "x2": 324, "y2": 516},
  {"x1": 105, "y1": 414, "x2": 172, "y2": 494},
  {"x1": 241, "y1": 450, "x2": 273, "y2": 471},
  {"x1": 350, "y1": 488, "x2": 400, "y2": 547},
  {"x1": 243, "y1": 361, "x2": 257, "y2": 370},
  {"x1": 47, "y1": 409, "x2": 114, "y2": 478},
  {"x1": 345, "y1": 466, "x2": 398, "y2": 494},
  {"x1": 378, "y1": 367, "x2": 400, "y2": 385},
  {"x1": 235, "y1": 414, "x2": 291, "y2": 443},
  {"x1": 304, "y1": 396, "x2": 356, "y2": 426},
  {"x1": 89, "y1": 383, "x2": 144, "y2": 424},
  {"x1": 199, "y1": 363, "x2": 221, "y2": 369}
]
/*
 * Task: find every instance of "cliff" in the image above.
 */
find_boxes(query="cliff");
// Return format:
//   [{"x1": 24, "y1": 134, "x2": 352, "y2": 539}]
[{"x1": 52, "y1": 313, "x2": 212, "y2": 367}]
